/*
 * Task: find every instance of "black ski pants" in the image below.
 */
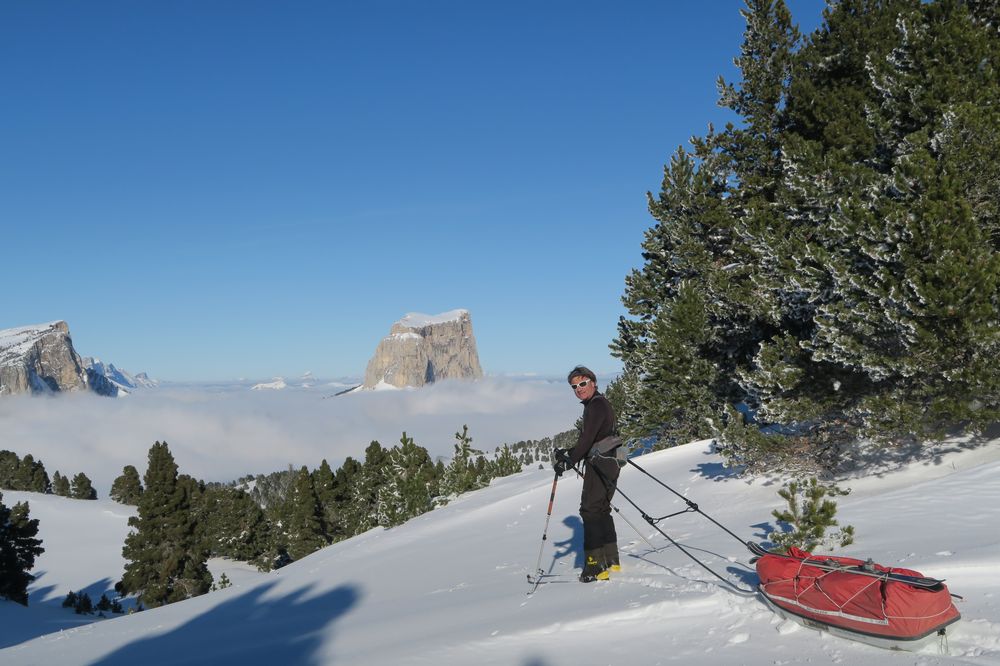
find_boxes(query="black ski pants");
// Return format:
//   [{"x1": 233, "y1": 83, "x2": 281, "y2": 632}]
[{"x1": 579, "y1": 456, "x2": 620, "y2": 552}]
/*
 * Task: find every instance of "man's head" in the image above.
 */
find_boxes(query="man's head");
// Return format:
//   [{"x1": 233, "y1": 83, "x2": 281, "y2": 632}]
[{"x1": 567, "y1": 365, "x2": 597, "y2": 401}]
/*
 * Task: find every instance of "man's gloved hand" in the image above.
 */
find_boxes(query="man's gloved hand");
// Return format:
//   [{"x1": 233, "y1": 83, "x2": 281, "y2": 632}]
[{"x1": 552, "y1": 448, "x2": 572, "y2": 476}]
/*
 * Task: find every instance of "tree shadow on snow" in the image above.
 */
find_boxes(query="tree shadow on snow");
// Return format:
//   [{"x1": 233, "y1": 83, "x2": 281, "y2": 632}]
[
  {"x1": 1, "y1": 574, "x2": 139, "y2": 649},
  {"x1": 29, "y1": 575, "x2": 130, "y2": 611},
  {"x1": 691, "y1": 461, "x2": 745, "y2": 481},
  {"x1": 90, "y1": 580, "x2": 360, "y2": 665}
]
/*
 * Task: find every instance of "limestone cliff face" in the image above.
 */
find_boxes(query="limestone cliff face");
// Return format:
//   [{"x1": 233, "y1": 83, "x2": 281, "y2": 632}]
[
  {"x1": 363, "y1": 310, "x2": 484, "y2": 389},
  {"x1": 0, "y1": 321, "x2": 118, "y2": 397}
]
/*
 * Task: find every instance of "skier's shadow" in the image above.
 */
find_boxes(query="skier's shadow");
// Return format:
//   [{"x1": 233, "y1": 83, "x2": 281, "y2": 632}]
[{"x1": 551, "y1": 516, "x2": 584, "y2": 569}]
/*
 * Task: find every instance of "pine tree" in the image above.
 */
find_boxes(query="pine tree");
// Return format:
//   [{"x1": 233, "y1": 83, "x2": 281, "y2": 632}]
[
  {"x1": 440, "y1": 425, "x2": 475, "y2": 497},
  {"x1": 741, "y1": 0, "x2": 1000, "y2": 448},
  {"x1": 0, "y1": 492, "x2": 45, "y2": 605},
  {"x1": 70, "y1": 472, "x2": 97, "y2": 500},
  {"x1": 212, "y1": 573, "x2": 232, "y2": 591},
  {"x1": 312, "y1": 459, "x2": 339, "y2": 540},
  {"x1": 117, "y1": 441, "x2": 212, "y2": 608},
  {"x1": 283, "y1": 466, "x2": 327, "y2": 560},
  {"x1": 96, "y1": 593, "x2": 113, "y2": 612},
  {"x1": 51, "y1": 471, "x2": 71, "y2": 497},
  {"x1": 74, "y1": 592, "x2": 94, "y2": 614},
  {"x1": 329, "y1": 456, "x2": 362, "y2": 541},
  {"x1": 12, "y1": 454, "x2": 34, "y2": 491},
  {"x1": 249, "y1": 466, "x2": 297, "y2": 512},
  {"x1": 376, "y1": 433, "x2": 435, "y2": 528},
  {"x1": 200, "y1": 486, "x2": 274, "y2": 570},
  {"x1": 0, "y1": 450, "x2": 18, "y2": 488},
  {"x1": 7, "y1": 453, "x2": 50, "y2": 493},
  {"x1": 612, "y1": 141, "x2": 746, "y2": 446},
  {"x1": 615, "y1": 0, "x2": 1000, "y2": 468},
  {"x1": 110, "y1": 465, "x2": 144, "y2": 505},
  {"x1": 769, "y1": 477, "x2": 855, "y2": 552},
  {"x1": 344, "y1": 441, "x2": 388, "y2": 534},
  {"x1": 15, "y1": 454, "x2": 50, "y2": 493},
  {"x1": 492, "y1": 445, "x2": 521, "y2": 477}
]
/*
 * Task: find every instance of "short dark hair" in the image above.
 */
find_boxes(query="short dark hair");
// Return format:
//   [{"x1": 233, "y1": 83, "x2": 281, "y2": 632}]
[{"x1": 567, "y1": 365, "x2": 597, "y2": 385}]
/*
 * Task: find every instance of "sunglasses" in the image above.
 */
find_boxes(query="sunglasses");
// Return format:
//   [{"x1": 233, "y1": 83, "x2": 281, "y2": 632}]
[{"x1": 570, "y1": 379, "x2": 592, "y2": 390}]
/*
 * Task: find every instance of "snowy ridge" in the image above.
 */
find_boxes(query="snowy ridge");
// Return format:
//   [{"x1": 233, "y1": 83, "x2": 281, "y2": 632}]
[
  {"x1": 2, "y1": 438, "x2": 999, "y2": 664},
  {"x1": 0, "y1": 322, "x2": 65, "y2": 366},
  {"x1": 397, "y1": 309, "x2": 468, "y2": 328},
  {"x1": 250, "y1": 378, "x2": 288, "y2": 391}
]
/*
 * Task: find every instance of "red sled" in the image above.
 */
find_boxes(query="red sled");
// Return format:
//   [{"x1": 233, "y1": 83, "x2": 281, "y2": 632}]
[{"x1": 754, "y1": 546, "x2": 960, "y2": 651}]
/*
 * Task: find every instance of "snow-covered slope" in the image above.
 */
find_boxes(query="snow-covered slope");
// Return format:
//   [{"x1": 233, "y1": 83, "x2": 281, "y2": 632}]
[{"x1": 2, "y1": 440, "x2": 999, "y2": 665}]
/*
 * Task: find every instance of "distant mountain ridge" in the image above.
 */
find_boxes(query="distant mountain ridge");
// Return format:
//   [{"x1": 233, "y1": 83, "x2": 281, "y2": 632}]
[
  {"x1": 82, "y1": 357, "x2": 159, "y2": 394},
  {"x1": 0, "y1": 321, "x2": 152, "y2": 397}
]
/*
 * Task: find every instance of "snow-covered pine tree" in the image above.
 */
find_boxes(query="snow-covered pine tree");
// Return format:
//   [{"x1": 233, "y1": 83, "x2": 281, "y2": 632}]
[
  {"x1": 727, "y1": 0, "x2": 911, "y2": 467},
  {"x1": 109, "y1": 465, "x2": 143, "y2": 505},
  {"x1": 842, "y1": 0, "x2": 1000, "y2": 438},
  {"x1": 612, "y1": 142, "x2": 741, "y2": 446},
  {"x1": 117, "y1": 441, "x2": 212, "y2": 608},
  {"x1": 715, "y1": 0, "x2": 1000, "y2": 470},
  {"x1": 613, "y1": 1, "x2": 801, "y2": 449},
  {"x1": 742, "y1": 0, "x2": 1000, "y2": 448},
  {"x1": 343, "y1": 441, "x2": 388, "y2": 534},
  {"x1": 376, "y1": 432, "x2": 435, "y2": 528},
  {"x1": 199, "y1": 485, "x2": 274, "y2": 570},
  {"x1": 0, "y1": 492, "x2": 44, "y2": 605}
]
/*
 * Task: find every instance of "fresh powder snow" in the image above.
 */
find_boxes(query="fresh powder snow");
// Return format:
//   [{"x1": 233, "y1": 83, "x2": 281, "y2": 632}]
[{"x1": 1, "y1": 436, "x2": 998, "y2": 664}]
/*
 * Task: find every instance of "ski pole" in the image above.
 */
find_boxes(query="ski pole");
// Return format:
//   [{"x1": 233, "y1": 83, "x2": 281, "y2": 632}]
[{"x1": 528, "y1": 472, "x2": 560, "y2": 587}]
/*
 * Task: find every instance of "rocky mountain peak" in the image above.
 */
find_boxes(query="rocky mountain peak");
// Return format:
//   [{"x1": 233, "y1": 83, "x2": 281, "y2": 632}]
[
  {"x1": 0, "y1": 321, "x2": 118, "y2": 397},
  {"x1": 363, "y1": 309, "x2": 484, "y2": 389}
]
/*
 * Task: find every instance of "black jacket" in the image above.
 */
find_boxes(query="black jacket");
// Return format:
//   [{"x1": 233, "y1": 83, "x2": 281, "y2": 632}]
[{"x1": 568, "y1": 392, "x2": 615, "y2": 465}]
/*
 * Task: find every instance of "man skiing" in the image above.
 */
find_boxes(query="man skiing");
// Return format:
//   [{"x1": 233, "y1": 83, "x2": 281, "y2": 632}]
[{"x1": 553, "y1": 366, "x2": 621, "y2": 582}]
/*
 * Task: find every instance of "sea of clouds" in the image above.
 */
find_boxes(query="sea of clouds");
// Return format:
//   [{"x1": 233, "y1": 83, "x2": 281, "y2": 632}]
[{"x1": 0, "y1": 377, "x2": 581, "y2": 494}]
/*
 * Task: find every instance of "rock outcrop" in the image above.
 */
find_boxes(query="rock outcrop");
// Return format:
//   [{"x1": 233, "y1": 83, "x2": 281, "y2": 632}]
[
  {"x1": 363, "y1": 310, "x2": 484, "y2": 389},
  {"x1": 0, "y1": 321, "x2": 118, "y2": 397}
]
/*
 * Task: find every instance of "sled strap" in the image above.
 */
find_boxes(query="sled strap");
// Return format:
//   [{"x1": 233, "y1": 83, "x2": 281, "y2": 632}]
[
  {"x1": 586, "y1": 459, "x2": 754, "y2": 595},
  {"x1": 627, "y1": 458, "x2": 750, "y2": 550}
]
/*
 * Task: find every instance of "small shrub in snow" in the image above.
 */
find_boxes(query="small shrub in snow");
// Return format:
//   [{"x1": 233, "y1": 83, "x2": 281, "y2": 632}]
[{"x1": 769, "y1": 477, "x2": 855, "y2": 552}]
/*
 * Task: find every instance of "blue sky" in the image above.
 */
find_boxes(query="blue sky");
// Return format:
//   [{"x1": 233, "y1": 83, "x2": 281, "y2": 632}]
[{"x1": 1, "y1": 1, "x2": 825, "y2": 382}]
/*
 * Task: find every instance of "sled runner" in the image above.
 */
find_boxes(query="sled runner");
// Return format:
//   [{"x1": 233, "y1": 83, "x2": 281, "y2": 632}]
[{"x1": 753, "y1": 544, "x2": 961, "y2": 651}]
